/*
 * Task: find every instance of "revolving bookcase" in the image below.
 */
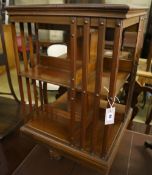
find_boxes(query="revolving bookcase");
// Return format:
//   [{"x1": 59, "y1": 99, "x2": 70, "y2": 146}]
[{"x1": 6, "y1": 4, "x2": 147, "y2": 174}]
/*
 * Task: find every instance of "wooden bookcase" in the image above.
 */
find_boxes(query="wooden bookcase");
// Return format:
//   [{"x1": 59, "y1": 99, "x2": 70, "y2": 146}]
[{"x1": 6, "y1": 4, "x2": 147, "y2": 174}]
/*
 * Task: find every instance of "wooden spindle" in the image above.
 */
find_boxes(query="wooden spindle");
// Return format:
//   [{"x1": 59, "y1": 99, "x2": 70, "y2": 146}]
[
  {"x1": 39, "y1": 80, "x2": 44, "y2": 110},
  {"x1": 70, "y1": 17, "x2": 77, "y2": 144},
  {"x1": 19, "y1": 23, "x2": 28, "y2": 71},
  {"x1": 11, "y1": 23, "x2": 21, "y2": 73},
  {"x1": 34, "y1": 24, "x2": 44, "y2": 110},
  {"x1": 43, "y1": 82, "x2": 48, "y2": 104},
  {"x1": 80, "y1": 18, "x2": 90, "y2": 149},
  {"x1": 19, "y1": 22, "x2": 33, "y2": 112},
  {"x1": 27, "y1": 23, "x2": 39, "y2": 110},
  {"x1": 11, "y1": 23, "x2": 25, "y2": 111},
  {"x1": 34, "y1": 23, "x2": 40, "y2": 64},
  {"x1": 32, "y1": 79, "x2": 39, "y2": 109},
  {"x1": 101, "y1": 19, "x2": 123, "y2": 157},
  {"x1": 91, "y1": 18, "x2": 106, "y2": 153},
  {"x1": 27, "y1": 23, "x2": 35, "y2": 67},
  {"x1": 26, "y1": 78, "x2": 33, "y2": 112}
]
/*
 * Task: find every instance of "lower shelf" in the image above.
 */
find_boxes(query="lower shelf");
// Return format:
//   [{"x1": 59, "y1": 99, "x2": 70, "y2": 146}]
[
  {"x1": 46, "y1": 91, "x2": 94, "y2": 122},
  {"x1": 20, "y1": 108, "x2": 132, "y2": 173},
  {"x1": 21, "y1": 112, "x2": 71, "y2": 144},
  {"x1": 21, "y1": 92, "x2": 94, "y2": 145}
]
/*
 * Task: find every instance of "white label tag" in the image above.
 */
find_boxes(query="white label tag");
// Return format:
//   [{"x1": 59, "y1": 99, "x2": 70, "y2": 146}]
[{"x1": 105, "y1": 107, "x2": 115, "y2": 125}]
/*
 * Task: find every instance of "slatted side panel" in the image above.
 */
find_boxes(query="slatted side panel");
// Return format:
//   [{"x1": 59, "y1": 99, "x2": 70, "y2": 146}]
[
  {"x1": 19, "y1": 23, "x2": 33, "y2": 112},
  {"x1": 80, "y1": 18, "x2": 90, "y2": 149},
  {"x1": 34, "y1": 23, "x2": 44, "y2": 109},
  {"x1": 39, "y1": 80, "x2": 44, "y2": 110},
  {"x1": 69, "y1": 17, "x2": 77, "y2": 144},
  {"x1": 27, "y1": 23, "x2": 35, "y2": 67},
  {"x1": 27, "y1": 23, "x2": 39, "y2": 110},
  {"x1": 101, "y1": 19, "x2": 123, "y2": 157},
  {"x1": 11, "y1": 22, "x2": 25, "y2": 112},
  {"x1": 91, "y1": 18, "x2": 106, "y2": 153},
  {"x1": 35, "y1": 23, "x2": 40, "y2": 65}
]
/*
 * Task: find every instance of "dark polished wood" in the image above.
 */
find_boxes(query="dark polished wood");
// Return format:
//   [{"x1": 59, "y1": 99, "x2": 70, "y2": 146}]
[
  {"x1": 91, "y1": 18, "x2": 106, "y2": 153},
  {"x1": 6, "y1": 3, "x2": 148, "y2": 174}
]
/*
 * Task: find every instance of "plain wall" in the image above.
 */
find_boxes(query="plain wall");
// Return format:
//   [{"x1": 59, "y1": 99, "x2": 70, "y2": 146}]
[
  {"x1": 106, "y1": 0, "x2": 151, "y2": 6},
  {"x1": 15, "y1": 0, "x2": 64, "y2": 5},
  {"x1": 15, "y1": 0, "x2": 48, "y2": 5}
]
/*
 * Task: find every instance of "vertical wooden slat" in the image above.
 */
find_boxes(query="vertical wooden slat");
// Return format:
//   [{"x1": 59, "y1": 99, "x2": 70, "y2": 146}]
[
  {"x1": 32, "y1": 79, "x2": 39, "y2": 109},
  {"x1": 27, "y1": 23, "x2": 35, "y2": 67},
  {"x1": 126, "y1": 16, "x2": 145, "y2": 111},
  {"x1": 11, "y1": 23, "x2": 21, "y2": 74},
  {"x1": 11, "y1": 23, "x2": 25, "y2": 111},
  {"x1": 70, "y1": 17, "x2": 77, "y2": 144},
  {"x1": 27, "y1": 23, "x2": 39, "y2": 110},
  {"x1": 91, "y1": 18, "x2": 106, "y2": 153},
  {"x1": 19, "y1": 23, "x2": 28, "y2": 71},
  {"x1": 109, "y1": 20, "x2": 123, "y2": 99},
  {"x1": 43, "y1": 82, "x2": 48, "y2": 104},
  {"x1": 34, "y1": 23, "x2": 40, "y2": 64},
  {"x1": 26, "y1": 78, "x2": 33, "y2": 112},
  {"x1": 101, "y1": 19, "x2": 123, "y2": 157},
  {"x1": 19, "y1": 22, "x2": 33, "y2": 112},
  {"x1": 34, "y1": 23, "x2": 44, "y2": 110},
  {"x1": 80, "y1": 17, "x2": 90, "y2": 149},
  {"x1": 39, "y1": 80, "x2": 44, "y2": 110}
]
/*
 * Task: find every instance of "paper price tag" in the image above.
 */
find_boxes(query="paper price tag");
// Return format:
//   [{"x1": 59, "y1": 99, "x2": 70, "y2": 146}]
[{"x1": 105, "y1": 107, "x2": 115, "y2": 125}]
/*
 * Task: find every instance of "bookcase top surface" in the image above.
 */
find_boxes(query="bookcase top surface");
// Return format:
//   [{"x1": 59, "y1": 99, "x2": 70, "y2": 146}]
[{"x1": 6, "y1": 3, "x2": 148, "y2": 19}]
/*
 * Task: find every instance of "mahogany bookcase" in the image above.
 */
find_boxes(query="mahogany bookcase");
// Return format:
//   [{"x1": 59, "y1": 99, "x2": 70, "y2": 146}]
[{"x1": 6, "y1": 4, "x2": 147, "y2": 174}]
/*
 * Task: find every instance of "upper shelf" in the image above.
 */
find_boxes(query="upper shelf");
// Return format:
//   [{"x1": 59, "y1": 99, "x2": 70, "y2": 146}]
[
  {"x1": 19, "y1": 63, "x2": 130, "y2": 98},
  {"x1": 6, "y1": 4, "x2": 148, "y2": 25},
  {"x1": 20, "y1": 65, "x2": 71, "y2": 87}
]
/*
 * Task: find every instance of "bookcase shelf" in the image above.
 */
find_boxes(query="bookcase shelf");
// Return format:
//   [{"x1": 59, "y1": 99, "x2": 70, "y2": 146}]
[
  {"x1": 20, "y1": 65, "x2": 130, "y2": 97},
  {"x1": 77, "y1": 71, "x2": 130, "y2": 97},
  {"x1": 21, "y1": 91, "x2": 94, "y2": 146},
  {"x1": 50, "y1": 92, "x2": 94, "y2": 122},
  {"x1": 20, "y1": 65, "x2": 71, "y2": 87},
  {"x1": 23, "y1": 112, "x2": 71, "y2": 144}
]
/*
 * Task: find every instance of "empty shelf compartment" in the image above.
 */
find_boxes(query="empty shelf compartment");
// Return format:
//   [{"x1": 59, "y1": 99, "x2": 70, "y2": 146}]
[
  {"x1": 77, "y1": 71, "x2": 130, "y2": 97},
  {"x1": 45, "y1": 91, "x2": 94, "y2": 122}
]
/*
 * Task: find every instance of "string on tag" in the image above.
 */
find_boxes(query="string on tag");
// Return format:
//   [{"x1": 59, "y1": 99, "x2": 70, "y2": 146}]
[{"x1": 104, "y1": 86, "x2": 120, "y2": 112}]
